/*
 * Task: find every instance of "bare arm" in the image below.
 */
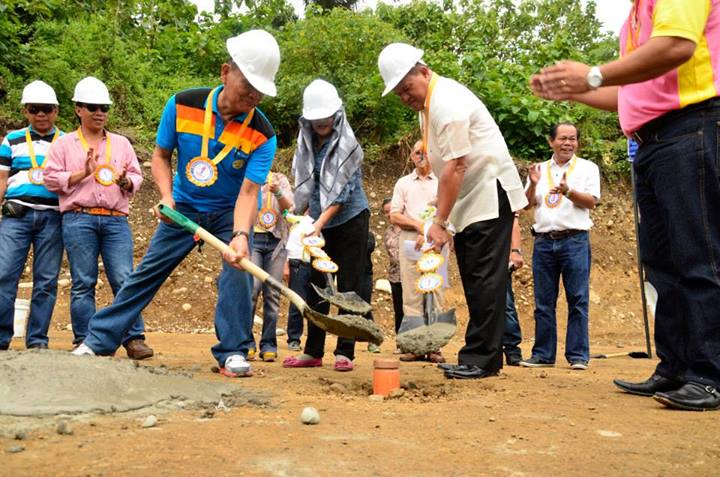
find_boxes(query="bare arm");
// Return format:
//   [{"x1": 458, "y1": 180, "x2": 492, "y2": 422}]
[
  {"x1": 390, "y1": 212, "x2": 423, "y2": 233},
  {"x1": 151, "y1": 145, "x2": 174, "y2": 204},
  {"x1": 313, "y1": 204, "x2": 342, "y2": 234},
  {"x1": 223, "y1": 179, "x2": 261, "y2": 268},
  {"x1": 0, "y1": 170, "x2": 8, "y2": 203},
  {"x1": 426, "y1": 156, "x2": 467, "y2": 252}
]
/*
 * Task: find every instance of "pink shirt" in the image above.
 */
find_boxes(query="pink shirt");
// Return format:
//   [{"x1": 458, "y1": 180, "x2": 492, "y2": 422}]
[
  {"x1": 390, "y1": 170, "x2": 438, "y2": 222},
  {"x1": 618, "y1": 0, "x2": 720, "y2": 135},
  {"x1": 44, "y1": 130, "x2": 143, "y2": 214}
]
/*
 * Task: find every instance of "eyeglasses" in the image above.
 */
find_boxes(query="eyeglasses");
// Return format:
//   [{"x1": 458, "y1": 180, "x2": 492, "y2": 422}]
[
  {"x1": 78, "y1": 103, "x2": 110, "y2": 113},
  {"x1": 26, "y1": 104, "x2": 56, "y2": 114}
]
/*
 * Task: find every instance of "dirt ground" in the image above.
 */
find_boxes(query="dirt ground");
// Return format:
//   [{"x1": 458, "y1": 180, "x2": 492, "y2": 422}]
[{"x1": 3, "y1": 157, "x2": 718, "y2": 475}]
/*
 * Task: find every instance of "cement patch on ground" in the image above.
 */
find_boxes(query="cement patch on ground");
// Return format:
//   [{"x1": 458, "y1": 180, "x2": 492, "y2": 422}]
[
  {"x1": 0, "y1": 350, "x2": 266, "y2": 418},
  {"x1": 396, "y1": 322, "x2": 456, "y2": 355}
]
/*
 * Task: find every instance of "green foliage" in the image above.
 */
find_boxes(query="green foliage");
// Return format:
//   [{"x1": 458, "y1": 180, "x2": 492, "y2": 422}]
[{"x1": 1, "y1": 0, "x2": 629, "y2": 175}]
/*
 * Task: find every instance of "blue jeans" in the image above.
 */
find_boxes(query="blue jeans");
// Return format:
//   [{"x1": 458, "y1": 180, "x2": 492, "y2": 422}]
[
  {"x1": 503, "y1": 272, "x2": 522, "y2": 358},
  {"x1": 633, "y1": 99, "x2": 720, "y2": 388},
  {"x1": 63, "y1": 213, "x2": 144, "y2": 345},
  {"x1": 0, "y1": 209, "x2": 63, "y2": 348},
  {"x1": 287, "y1": 258, "x2": 310, "y2": 343},
  {"x1": 250, "y1": 232, "x2": 286, "y2": 353},
  {"x1": 83, "y1": 206, "x2": 254, "y2": 366},
  {"x1": 530, "y1": 232, "x2": 591, "y2": 363}
]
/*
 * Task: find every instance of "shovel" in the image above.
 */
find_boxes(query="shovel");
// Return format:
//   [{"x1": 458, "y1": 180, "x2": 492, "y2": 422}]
[
  {"x1": 591, "y1": 351, "x2": 650, "y2": 359},
  {"x1": 312, "y1": 273, "x2": 372, "y2": 315},
  {"x1": 396, "y1": 291, "x2": 456, "y2": 355},
  {"x1": 157, "y1": 204, "x2": 383, "y2": 344}
]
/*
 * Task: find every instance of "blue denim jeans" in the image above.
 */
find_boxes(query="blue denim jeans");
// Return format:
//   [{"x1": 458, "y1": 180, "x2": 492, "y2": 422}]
[
  {"x1": 0, "y1": 209, "x2": 63, "y2": 348},
  {"x1": 83, "y1": 206, "x2": 254, "y2": 366},
  {"x1": 503, "y1": 271, "x2": 522, "y2": 358},
  {"x1": 62, "y1": 213, "x2": 144, "y2": 345},
  {"x1": 250, "y1": 232, "x2": 286, "y2": 353},
  {"x1": 287, "y1": 258, "x2": 310, "y2": 343},
  {"x1": 633, "y1": 99, "x2": 720, "y2": 388},
  {"x1": 530, "y1": 231, "x2": 591, "y2": 363}
]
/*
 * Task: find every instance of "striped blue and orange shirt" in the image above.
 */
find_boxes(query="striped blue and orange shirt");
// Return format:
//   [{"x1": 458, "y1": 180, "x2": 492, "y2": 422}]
[
  {"x1": 0, "y1": 126, "x2": 63, "y2": 209},
  {"x1": 156, "y1": 86, "x2": 277, "y2": 212}
]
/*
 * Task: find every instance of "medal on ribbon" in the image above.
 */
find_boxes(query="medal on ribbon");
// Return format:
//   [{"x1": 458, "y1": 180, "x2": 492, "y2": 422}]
[
  {"x1": 312, "y1": 259, "x2": 338, "y2": 273},
  {"x1": 543, "y1": 156, "x2": 577, "y2": 210},
  {"x1": 544, "y1": 192, "x2": 562, "y2": 208},
  {"x1": 307, "y1": 246, "x2": 329, "y2": 259},
  {"x1": 185, "y1": 86, "x2": 255, "y2": 188},
  {"x1": 258, "y1": 208, "x2": 277, "y2": 229},
  {"x1": 25, "y1": 128, "x2": 59, "y2": 185},
  {"x1": 186, "y1": 156, "x2": 218, "y2": 187},
  {"x1": 302, "y1": 236, "x2": 325, "y2": 248},
  {"x1": 416, "y1": 272, "x2": 443, "y2": 293},
  {"x1": 77, "y1": 127, "x2": 114, "y2": 187},
  {"x1": 95, "y1": 164, "x2": 116, "y2": 186},
  {"x1": 417, "y1": 252, "x2": 444, "y2": 273}
]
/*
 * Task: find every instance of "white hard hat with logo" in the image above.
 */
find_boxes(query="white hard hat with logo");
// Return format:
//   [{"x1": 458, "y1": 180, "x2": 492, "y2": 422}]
[
  {"x1": 21, "y1": 80, "x2": 59, "y2": 105},
  {"x1": 72, "y1": 76, "x2": 113, "y2": 105},
  {"x1": 226, "y1": 29, "x2": 281, "y2": 97},
  {"x1": 378, "y1": 43, "x2": 424, "y2": 97},
  {"x1": 302, "y1": 79, "x2": 342, "y2": 120}
]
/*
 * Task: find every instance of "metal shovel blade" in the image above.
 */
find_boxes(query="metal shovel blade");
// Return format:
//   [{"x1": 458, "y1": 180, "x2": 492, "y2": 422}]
[
  {"x1": 396, "y1": 293, "x2": 456, "y2": 355},
  {"x1": 311, "y1": 283, "x2": 372, "y2": 314},
  {"x1": 303, "y1": 305, "x2": 383, "y2": 345}
]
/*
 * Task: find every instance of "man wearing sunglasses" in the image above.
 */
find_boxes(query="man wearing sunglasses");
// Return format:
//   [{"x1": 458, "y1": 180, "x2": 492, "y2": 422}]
[
  {"x1": 72, "y1": 30, "x2": 281, "y2": 379},
  {"x1": 44, "y1": 76, "x2": 150, "y2": 359},
  {"x1": 0, "y1": 80, "x2": 64, "y2": 351}
]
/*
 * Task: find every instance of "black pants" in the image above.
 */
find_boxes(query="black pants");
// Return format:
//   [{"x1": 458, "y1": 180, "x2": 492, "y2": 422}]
[
  {"x1": 304, "y1": 209, "x2": 369, "y2": 360},
  {"x1": 454, "y1": 187, "x2": 513, "y2": 372},
  {"x1": 391, "y1": 281, "x2": 404, "y2": 334}
]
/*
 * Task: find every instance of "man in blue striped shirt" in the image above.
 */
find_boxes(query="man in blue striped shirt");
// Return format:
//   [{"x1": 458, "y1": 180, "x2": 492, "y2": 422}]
[{"x1": 0, "y1": 80, "x2": 64, "y2": 350}]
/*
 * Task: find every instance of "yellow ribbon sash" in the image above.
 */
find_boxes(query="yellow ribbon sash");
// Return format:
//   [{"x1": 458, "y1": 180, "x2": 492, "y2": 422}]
[
  {"x1": 25, "y1": 128, "x2": 59, "y2": 185},
  {"x1": 77, "y1": 127, "x2": 114, "y2": 186}
]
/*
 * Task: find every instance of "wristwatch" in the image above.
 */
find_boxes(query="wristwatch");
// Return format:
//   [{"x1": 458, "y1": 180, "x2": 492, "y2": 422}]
[
  {"x1": 587, "y1": 66, "x2": 603, "y2": 90},
  {"x1": 232, "y1": 230, "x2": 249, "y2": 240},
  {"x1": 511, "y1": 248, "x2": 523, "y2": 256},
  {"x1": 432, "y1": 216, "x2": 450, "y2": 229}
]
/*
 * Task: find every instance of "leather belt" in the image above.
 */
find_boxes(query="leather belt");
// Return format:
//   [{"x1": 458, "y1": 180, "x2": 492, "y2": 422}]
[
  {"x1": 69, "y1": 207, "x2": 127, "y2": 217},
  {"x1": 533, "y1": 229, "x2": 585, "y2": 240},
  {"x1": 631, "y1": 96, "x2": 720, "y2": 145}
]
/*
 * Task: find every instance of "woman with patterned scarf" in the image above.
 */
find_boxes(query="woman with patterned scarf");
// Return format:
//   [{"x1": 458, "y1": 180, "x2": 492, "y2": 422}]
[{"x1": 282, "y1": 79, "x2": 370, "y2": 372}]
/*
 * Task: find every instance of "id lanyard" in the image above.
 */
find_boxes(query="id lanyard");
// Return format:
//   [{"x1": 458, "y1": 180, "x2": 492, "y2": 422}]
[
  {"x1": 25, "y1": 128, "x2": 59, "y2": 184},
  {"x1": 623, "y1": 0, "x2": 642, "y2": 56},
  {"x1": 256, "y1": 172, "x2": 279, "y2": 230},
  {"x1": 77, "y1": 127, "x2": 115, "y2": 186},
  {"x1": 185, "y1": 86, "x2": 255, "y2": 187},
  {"x1": 421, "y1": 73, "x2": 439, "y2": 157}
]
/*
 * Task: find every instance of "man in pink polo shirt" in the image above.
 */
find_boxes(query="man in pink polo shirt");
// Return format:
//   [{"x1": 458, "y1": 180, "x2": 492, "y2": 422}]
[
  {"x1": 531, "y1": 0, "x2": 720, "y2": 411},
  {"x1": 44, "y1": 77, "x2": 151, "y2": 360}
]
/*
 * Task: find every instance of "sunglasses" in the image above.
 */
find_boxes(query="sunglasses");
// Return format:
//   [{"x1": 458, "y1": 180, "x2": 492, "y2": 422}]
[
  {"x1": 26, "y1": 104, "x2": 56, "y2": 114},
  {"x1": 78, "y1": 103, "x2": 110, "y2": 113}
]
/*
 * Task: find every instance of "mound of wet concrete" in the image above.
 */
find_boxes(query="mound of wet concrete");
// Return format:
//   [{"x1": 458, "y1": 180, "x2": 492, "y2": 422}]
[{"x1": 0, "y1": 351, "x2": 260, "y2": 417}]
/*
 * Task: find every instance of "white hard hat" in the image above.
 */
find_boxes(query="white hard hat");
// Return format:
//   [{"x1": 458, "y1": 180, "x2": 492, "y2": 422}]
[
  {"x1": 226, "y1": 30, "x2": 281, "y2": 97},
  {"x1": 72, "y1": 76, "x2": 113, "y2": 104},
  {"x1": 378, "y1": 43, "x2": 424, "y2": 97},
  {"x1": 21, "y1": 80, "x2": 58, "y2": 105},
  {"x1": 302, "y1": 79, "x2": 342, "y2": 120}
]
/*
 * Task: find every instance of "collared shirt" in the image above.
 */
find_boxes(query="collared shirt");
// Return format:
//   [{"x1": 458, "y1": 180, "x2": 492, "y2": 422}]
[
  {"x1": 156, "y1": 86, "x2": 277, "y2": 213},
  {"x1": 44, "y1": 130, "x2": 143, "y2": 214},
  {"x1": 308, "y1": 140, "x2": 369, "y2": 228},
  {"x1": 383, "y1": 224, "x2": 401, "y2": 283},
  {"x1": 253, "y1": 172, "x2": 293, "y2": 240},
  {"x1": 390, "y1": 169, "x2": 438, "y2": 222},
  {"x1": 0, "y1": 126, "x2": 63, "y2": 210},
  {"x1": 525, "y1": 155, "x2": 601, "y2": 233},
  {"x1": 421, "y1": 76, "x2": 527, "y2": 232},
  {"x1": 618, "y1": 0, "x2": 720, "y2": 135}
]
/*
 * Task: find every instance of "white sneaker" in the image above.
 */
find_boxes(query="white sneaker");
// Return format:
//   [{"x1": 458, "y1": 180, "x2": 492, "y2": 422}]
[
  {"x1": 71, "y1": 343, "x2": 95, "y2": 356},
  {"x1": 224, "y1": 354, "x2": 251, "y2": 376}
]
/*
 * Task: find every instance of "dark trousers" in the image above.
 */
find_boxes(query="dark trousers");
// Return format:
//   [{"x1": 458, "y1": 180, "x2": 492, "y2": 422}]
[
  {"x1": 287, "y1": 259, "x2": 311, "y2": 343},
  {"x1": 634, "y1": 98, "x2": 720, "y2": 388},
  {"x1": 454, "y1": 187, "x2": 513, "y2": 372},
  {"x1": 391, "y1": 281, "x2": 404, "y2": 334},
  {"x1": 304, "y1": 209, "x2": 369, "y2": 360},
  {"x1": 503, "y1": 272, "x2": 522, "y2": 358}
]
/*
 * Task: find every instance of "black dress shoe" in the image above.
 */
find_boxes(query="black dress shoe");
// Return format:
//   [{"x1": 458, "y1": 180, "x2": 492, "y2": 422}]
[
  {"x1": 437, "y1": 363, "x2": 459, "y2": 371},
  {"x1": 613, "y1": 374, "x2": 683, "y2": 397},
  {"x1": 506, "y1": 354, "x2": 523, "y2": 366},
  {"x1": 444, "y1": 365, "x2": 496, "y2": 380},
  {"x1": 654, "y1": 382, "x2": 720, "y2": 411}
]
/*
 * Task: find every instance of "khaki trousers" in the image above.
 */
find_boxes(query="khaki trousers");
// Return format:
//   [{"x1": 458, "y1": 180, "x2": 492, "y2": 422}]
[{"x1": 398, "y1": 229, "x2": 445, "y2": 318}]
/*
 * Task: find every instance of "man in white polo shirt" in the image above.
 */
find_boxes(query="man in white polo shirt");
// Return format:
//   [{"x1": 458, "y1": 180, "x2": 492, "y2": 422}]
[
  {"x1": 520, "y1": 122, "x2": 600, "y2": 370},
  {"x1": 378, "y1": 43, "x2": 528, "y2": 379}
]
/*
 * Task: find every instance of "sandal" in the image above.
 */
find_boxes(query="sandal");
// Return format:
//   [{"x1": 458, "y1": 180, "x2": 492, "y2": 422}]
[
  {"x1": 282, "y1": 355, "x2": 322, "y2": 368},
  {"x1": 334, "y1": 356, "x2": 354, "y2": 372}
]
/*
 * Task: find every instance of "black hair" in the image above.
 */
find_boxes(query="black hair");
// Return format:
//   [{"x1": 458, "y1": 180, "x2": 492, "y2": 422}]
[
  {"x1": 550, "y1": 122, "x2": 580, "y2": 141},
  {"x1": 382, "y1": 197, "x2": 392, "y2": 207}
]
